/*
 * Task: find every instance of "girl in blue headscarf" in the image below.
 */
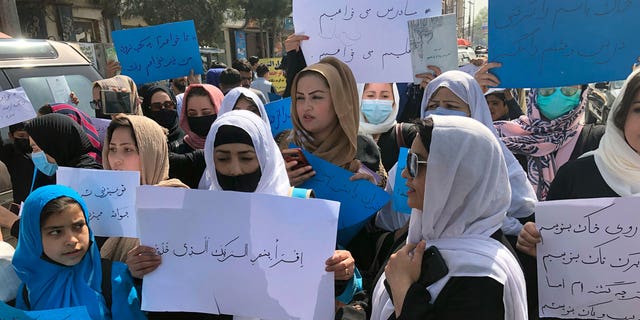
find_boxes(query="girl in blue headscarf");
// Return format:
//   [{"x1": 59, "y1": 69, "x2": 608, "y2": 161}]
[{"x1": 12, "y1": 185, "x2": 146, "y2": 320}]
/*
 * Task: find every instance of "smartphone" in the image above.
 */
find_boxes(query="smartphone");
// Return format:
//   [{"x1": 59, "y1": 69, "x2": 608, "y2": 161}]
[
  {"x1": 417, "y1": 245, "x2": 450, "y2": 287},
  {"x1": 282, "y1": 148, "x2": 310, "y2": 171},
  {"x1": 101, "y1": 90, "x2": 132, "y2": 115}
]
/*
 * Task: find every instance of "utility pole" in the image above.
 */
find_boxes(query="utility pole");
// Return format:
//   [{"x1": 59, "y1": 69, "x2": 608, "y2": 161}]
[
  {"x1": 467, "y1": 0, "x2": 474, "y2": 43},
  {"x1": 0, "y1": 0, "x2": 22, "y2": 37}
]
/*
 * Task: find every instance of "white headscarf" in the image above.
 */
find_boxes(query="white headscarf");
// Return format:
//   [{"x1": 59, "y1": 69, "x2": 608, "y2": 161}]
[
  {"x1": 203, "y1": 110, "x2": 290, "y2": 196},
  {"x1": 219, "y1": 87, "x2": 271, "y2": 132},
  {"x1": 371, "y1": 115, "x2": 527, "y2": 320},
  {"x1": 593, "y1": 68, "x2": 640, "y2": 196},
  {"x1": 421, "y1": 70, "x2": 536, "y2": 234},
  {"x1": 357, "y1": 83, "x2": 400, "y2": 135}
]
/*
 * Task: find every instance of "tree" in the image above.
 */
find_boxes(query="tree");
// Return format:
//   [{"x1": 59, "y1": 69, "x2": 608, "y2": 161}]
[
  {"x1": 241, "y1": 0, "x2": 291, "y2": 57},
  {"x1": 472, "y1": 6, "x2": 488, "y2": 47},
  {"x1": 117, "y1": 0, "x2": 245, "y2": 47}
]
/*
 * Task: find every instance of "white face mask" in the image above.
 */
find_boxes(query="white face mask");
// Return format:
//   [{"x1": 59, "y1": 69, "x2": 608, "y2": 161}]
[{"x1": 361, "y1": 99, "x2": 393, "y2": 124}]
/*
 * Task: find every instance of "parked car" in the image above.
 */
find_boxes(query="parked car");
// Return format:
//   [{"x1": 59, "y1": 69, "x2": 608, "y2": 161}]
[
  {"x1": 586, "y1": 80, "x2": 625, "y2": 124},
  {"x1": 0, "y1": 38, "x2": 104, "y2": 201},
  {"x1": 458, "y1": 45, "x2": 477, "y2": 67}
]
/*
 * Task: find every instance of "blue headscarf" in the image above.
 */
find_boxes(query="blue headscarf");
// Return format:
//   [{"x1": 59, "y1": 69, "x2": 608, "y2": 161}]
[{"x1": 12, "y1": 185, "x2": 107, "y2": 317}]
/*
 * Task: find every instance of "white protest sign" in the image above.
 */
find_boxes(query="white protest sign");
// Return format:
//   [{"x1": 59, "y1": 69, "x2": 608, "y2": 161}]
[
  {"x1": 56, "y1": 167, "x2": 140, "y2": 237},
  {"x1": 408, "y1": 14, "x2": 458, "y2": 84},
  {"x1": 293, "y1": 0, "x2": 441, "y2": 83},
  {"x1": 90, "y1": 117, "x2": 111, "y2": 146},
  {"x1": 0, "y1": 87, "x2": 36, "y2": 128},
  {"x1": 137, "y1": 186, "x2": 338, "y2": 320},
  {"x1": 536, "y1": 197, "x2": 640, "y2": 319},
  {"x1": 45, "y1": 76, "x2": 72, "y2": 104}
]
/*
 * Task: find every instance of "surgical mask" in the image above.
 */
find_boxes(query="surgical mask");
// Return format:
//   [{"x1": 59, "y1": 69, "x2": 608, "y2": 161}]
[
  {"x1": 536, "y1": 87, "x2": 581, "y2": 120},
  {"x1": 361, "y1": 99, "x2": 393, "y2": 124},
  {"x1": 150, "y1": 109, "x2": 178, "y2": 129},
  {"x1": 216, "y1": 168, "x2": 262, "y2": 192},
  {"x1": 423, "y1": 107, "x2": 468, "y2": 118},
  {"x1": 31, "y1": 151, "x2": 58, "y2": 176},
  {"x1": 13, "y1": 138, "x2": 32, "y2": 154},
  {"x1": 188, "y1": 114, "x2": 217, "y2": 137}
]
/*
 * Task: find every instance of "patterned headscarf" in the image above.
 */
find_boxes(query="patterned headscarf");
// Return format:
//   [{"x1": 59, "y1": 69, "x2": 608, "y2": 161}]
[{"x1": 494, "y1": 87, "x2": 590, "y2": 200}]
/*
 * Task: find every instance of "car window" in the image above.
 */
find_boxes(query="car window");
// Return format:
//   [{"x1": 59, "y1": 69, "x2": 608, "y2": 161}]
[{"x1": 19, "y1": 75, "x2": 95, "y2": 116}]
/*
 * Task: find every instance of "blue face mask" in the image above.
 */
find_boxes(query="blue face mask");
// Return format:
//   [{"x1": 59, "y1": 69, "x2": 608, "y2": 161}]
[
  {"x1": 536, "y1": 87, "x2": 581, "y2": 120},
  {"x1": 31, "y1": 151, "x2": 58, "y2": 176},
  {"x1": 361, "y1": 99, "x2": 393, "y2": 124},
  {"x1": 423, "y1": 107, "x2": 468, "y2": 118}
]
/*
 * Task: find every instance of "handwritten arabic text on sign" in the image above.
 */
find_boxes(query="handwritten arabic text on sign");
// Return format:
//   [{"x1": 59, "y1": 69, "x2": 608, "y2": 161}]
[
  {"x1": 293, "y1": 0, "x2": 441, "y2": 83},
  {"x1": 264, "y1": 97, "x2": 292, "y2": 136},
  {"x1": 408, "y1": 14, "x2": 458, "y2": 84},
  {"x1": 56, "y1": 167, "x2": 140, "y2": 237},
  {"x1": 137, "y1": 186, "x2": 338, "y2": 319},
  {"x1": 112, "y1": 20, "x2": 202, "y2": 84},
  {"x1": 489, "y1": 1, "x2": 640, "y2": 87},
  {"x1": 536, "y1": 197, "x2": 640, "y2": 319},
  {"x1": 0, "y1": 87, "x2": 36, "y2": 129}
]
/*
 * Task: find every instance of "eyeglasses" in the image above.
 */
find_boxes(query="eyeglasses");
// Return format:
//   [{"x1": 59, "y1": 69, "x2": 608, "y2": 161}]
[
  {"x1": 150, "y1": 101, "x2": 176, "y2": 111},
  {"x1": 406, "y1": 151, "x2": 428, "y2": 178},
  {"x1": 89, "y1": 99, "x2": 102, "y2": 110},
  {"x1": 538, "y1": 87, "x2": 580, "y2": 97}
]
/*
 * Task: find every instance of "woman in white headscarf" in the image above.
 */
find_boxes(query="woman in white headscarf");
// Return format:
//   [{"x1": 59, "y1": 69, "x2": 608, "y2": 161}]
[
  {"x1": 218, "y1": 87, "x2": 271, "y2": 132},
  {"x1": 377, "y1": 71, "x2": 536, "y2": 236},
  {"x1": 370, "y1": 115, "x2": 527, "y2": 320},
  {"x1": 203, "y1": 110, "x2": 363, "y2": 318}
]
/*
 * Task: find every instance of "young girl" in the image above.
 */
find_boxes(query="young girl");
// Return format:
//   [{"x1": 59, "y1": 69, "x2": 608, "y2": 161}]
[
  {"x1": 204, "y1": 110, "x2": 362, "y2": 318},
  {"x1": 12, "y1": 184, "x2": 146, "y2": 319}
]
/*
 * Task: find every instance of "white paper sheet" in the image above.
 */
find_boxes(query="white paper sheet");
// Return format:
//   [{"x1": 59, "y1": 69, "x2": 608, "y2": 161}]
[
  {"x1": 293, "y1": 0, "x2": 441, "y2": 83},
  {"x1": 45, "y1": 76, "x2": 72, "y2": 104},
  {"x1": 536, "y1": 197, "x2": 640, "y2": 319},
  {"x1": 56, "y1": 167, "x2": 140, "y2": 237},
  {"x1": 408, "y1": 14, "x2": 458, "y2": 84},
  {"x1": 0, "y1": 87, "x2": 36, "y2": 128},
  {"x1": 137, "y1": 186, "x2": 339, "y2": 320}
]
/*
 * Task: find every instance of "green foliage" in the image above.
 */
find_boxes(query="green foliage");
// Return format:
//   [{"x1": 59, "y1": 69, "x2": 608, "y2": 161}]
[{"x1": 119, "y1": 0, "x2": 245, "y2": 46}]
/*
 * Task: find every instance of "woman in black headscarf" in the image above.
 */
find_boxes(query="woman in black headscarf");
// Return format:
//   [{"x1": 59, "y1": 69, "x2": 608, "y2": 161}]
[{"x1": 140, "y1": 84, "x2": 185, "y2": 152}]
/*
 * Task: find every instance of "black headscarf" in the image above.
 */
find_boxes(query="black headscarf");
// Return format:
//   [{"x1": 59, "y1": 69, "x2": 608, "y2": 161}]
[
  {"x1": 25, "y1": 113, "x2": 102, "y2": 169},
  {"x1": 139, "y1": 84, "x2": 184, "y2": 147}
]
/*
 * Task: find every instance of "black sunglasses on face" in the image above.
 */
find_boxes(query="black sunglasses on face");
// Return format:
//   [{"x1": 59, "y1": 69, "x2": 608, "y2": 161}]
[
  {"x1": 406, "y1": 151, "x2": 428, "y2": 178},
  {"x1": 150, "y1": 101, "x2": 176, "y2": 111}
]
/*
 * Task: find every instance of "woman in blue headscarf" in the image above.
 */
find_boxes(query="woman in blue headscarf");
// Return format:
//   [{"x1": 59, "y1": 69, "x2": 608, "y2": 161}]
[{"x1": 12, "y1": 185, "x2": 146, "y2": 319}]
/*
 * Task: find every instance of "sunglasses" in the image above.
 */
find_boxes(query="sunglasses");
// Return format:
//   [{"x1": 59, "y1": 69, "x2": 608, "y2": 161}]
[
  {"x1": 538, "y1": 87, "x2": 579, "y2": 97},
  {"x1": 89, "y1": 99, "x2": 102, "y2": 110},
  {"x1": 406, "y1": 151, "x2": 428, "y2": 178},
  {"x1": 150, "y1": 101, "x2": 176, "y2": 111}
]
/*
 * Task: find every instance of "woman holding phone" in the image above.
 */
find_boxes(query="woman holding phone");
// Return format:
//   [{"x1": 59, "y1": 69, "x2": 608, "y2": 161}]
[
  {"x1": 92, "y1": 75, "x2": 144, "y2": 118},
  {"x1": 277, "y1": 57, "x2": 385, "y2": 187}
]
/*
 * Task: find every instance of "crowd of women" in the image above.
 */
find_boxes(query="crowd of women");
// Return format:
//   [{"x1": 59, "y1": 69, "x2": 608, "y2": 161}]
[{"x1": 0, "y1": 30, "x2": 639, "y2": 320}]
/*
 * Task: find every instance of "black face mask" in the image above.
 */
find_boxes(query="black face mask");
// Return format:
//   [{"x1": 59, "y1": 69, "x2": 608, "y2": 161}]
[
  {"x1": 188, "y1": 114, "x2": 217, "y2": 137},
  {"x1": 216, "y1": 168, "x2": 262, "y2": 192},
  {"x1": 13, "y1": 138, "x2": 32, "y2": 154},
  {"x1": 150, "y1": 109, "x2": 178, "y2": 129}
]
